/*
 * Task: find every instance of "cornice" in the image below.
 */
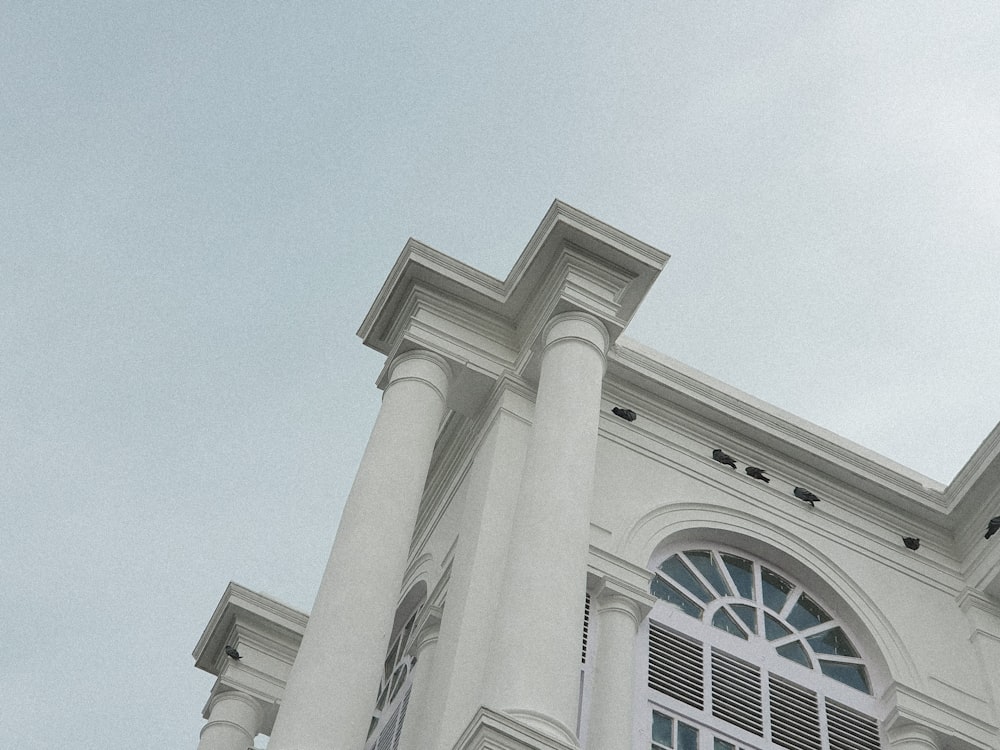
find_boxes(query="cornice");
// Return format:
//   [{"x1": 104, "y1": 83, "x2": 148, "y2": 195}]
[
  {"x1": 606, "y1": 339, "x2": 960, "y2": 526},
  {"x1": 358, "y1": 200, "x2": 668, "y2": 373},
  {"x1": 192, "y1": 582, "x2": 307, "y2": 675}
]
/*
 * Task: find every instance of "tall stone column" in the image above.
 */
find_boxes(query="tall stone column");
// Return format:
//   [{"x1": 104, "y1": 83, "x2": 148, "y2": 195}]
[
  {"x1": 396, "y1": 613, "x2": 441, "y2": 750},
  {"x1": 269, "y1": 349, "x2": 451, "y2": 750},
  {"x1": 488, "y1": 311, "x2": 609, "y2": 746},
  {"x1": 197, "y1": 691, "x2": 263, "y2": 750},
  {"x1": 585, "y1": 580, "x2": 652, "y2": 750},
  {"x1": 887, "y1": 723, "x2": 939, "y2": 750}
]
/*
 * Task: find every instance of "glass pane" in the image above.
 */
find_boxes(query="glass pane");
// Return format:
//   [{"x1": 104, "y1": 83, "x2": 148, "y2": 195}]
[
  {"x1": 764, "y1": 613, "x2": 792, "y2": 641},
  {"x1": 714, "y1": 740, "x2": 736, "y2": 750},
  {"x1": 651, "y1": 576, "x2": 704, "y2": 618},
  {"x1": 761, "y1": 568, "x2": 793, "y2": 612},
  {"x1": 807, "y1": 627, "x2": 859, "y2": 657},
  {"x1": 660, "y1": 555, "x2": 715, "y2": 602},
  {"x1": 786, "y1": 593, "x2": 831, "y2": 631},
  {"x1": 820, "y1": 660, "x2": 871, "y2": 693},
  {"x1": 712, "y1": 608, "x2": 748, "y2": 639},
  {"x1": 776, "y1": 640, "x2": 812, "y2": 667},
  {"x1": 677, "y1": 721, "x2": 699, "y2": 750},
  {"x1": 686, "y1": 550, "x2": 731, "y2": 596},
  {"x1": 652, "y1": 711, "x2": 673, "y2": 747},
  {"x1": 721, "y1": 553, "x2": 755, "y2": 599},
  {"x1": 731, "y1": 604, "x2": 757, "y2": 634}
]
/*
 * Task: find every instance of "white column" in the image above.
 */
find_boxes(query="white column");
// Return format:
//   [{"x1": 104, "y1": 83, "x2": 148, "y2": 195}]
[
  {"x1": 585, "y1": 582, "x2": 651, "y2": 750},
  {"x1": 887, "y1": 723, "x2": 939, "y2": 750},
  {"x1": 198, "y1": 691, "x2": 263, "y2": 750},
  {"x1": 396, "y1": 615, "x2": 441, "y2": 750},
  {"x1": 489, "y1": 311, "x2": 609, "y2": 746},
  {"x1": 269, "y1": 349, "x2": 451, "y2": 750}
]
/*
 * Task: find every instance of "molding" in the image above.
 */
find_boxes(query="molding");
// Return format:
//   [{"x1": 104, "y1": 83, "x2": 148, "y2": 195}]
[
  {"x1": 452, "y1": 706, "x2": 580, "y2": 750},
  {"x1": 192, "y1": 582, "x2": 307, "y2": 675},
  {"x1": 586, "y1": 545, "x2": 654, "y2": 597},
  {"x1": 607, "y1": 343, "x2": 951, "y2": 518},
  {"x1": 885, "y1": 682, "x2": 998, "y2": 750}
]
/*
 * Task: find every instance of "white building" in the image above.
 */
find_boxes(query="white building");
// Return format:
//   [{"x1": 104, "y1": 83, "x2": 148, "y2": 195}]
[{"x1": 193, "y1": 201, "x2": 1000, "y2": 750}]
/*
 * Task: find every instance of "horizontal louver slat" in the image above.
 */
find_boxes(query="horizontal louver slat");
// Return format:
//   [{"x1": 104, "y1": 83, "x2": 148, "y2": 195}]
[
  {"x1": 649, "y1": 623, "x2": 704, "y2": 709},
  {"x1": 769, "y1": 674, "x2": 821, "y2": 750},
  {"x1": 712, "y1": 649, "x2": 763, "y2": 736},
  {"x1": 826, "y1": 699, "x2": 881, "y2": 750}
]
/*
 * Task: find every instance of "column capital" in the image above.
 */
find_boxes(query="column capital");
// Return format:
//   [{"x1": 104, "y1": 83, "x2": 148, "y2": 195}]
[
  {"x1": 541, "y1": 311, "x2": 610, "y2": 360},
  {"x1": 205, "y1": 688, "x2": 264, "y2": 715},
  {"x1": 886, "y1": 721, "x2": 939, "y2": 749},
  {"x1": 386, "y1": 348, "x2": 453, "y2": 401}
]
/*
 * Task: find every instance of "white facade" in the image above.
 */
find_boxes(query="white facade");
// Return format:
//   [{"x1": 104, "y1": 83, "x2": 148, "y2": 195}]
[{"x1": 194, "y1": 201, "x2": 1000, "y2": 750}]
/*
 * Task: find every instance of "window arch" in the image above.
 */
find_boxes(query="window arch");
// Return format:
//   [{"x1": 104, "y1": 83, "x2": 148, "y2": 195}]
[
  {"x1": 365, "y1": 583, "x2": 426, "y2": 750},
  {"x1": 642, "y1": 545, "x2": 883, "y2": 750}
]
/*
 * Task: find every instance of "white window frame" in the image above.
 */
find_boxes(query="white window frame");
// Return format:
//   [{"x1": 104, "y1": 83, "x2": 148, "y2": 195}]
[{"x1": 634, "y1": 544, "x2": 884, "y2": 750}]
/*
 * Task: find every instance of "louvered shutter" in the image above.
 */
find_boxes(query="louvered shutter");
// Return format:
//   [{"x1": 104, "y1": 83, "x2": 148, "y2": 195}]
[
  {"x1": 769, "y1": 674, "x2": 821, "y2": 750},
  {"x1": 826, "y1": 698, "x2": 881, "y2": 750},
  {"x1": 711, "y1": 648, "x2": 763, "y2": 736},
  {"x1": 582, "y1": 593, "x2": 591, "y2": 663},
  {"x1": 648, "y1": 623, "x2": 704, "y2": 709},
  {"x1": 372, "y1": 685, "x2": 412, "y2": 750}
]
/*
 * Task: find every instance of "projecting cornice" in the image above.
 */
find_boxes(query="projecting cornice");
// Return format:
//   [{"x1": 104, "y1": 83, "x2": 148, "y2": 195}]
[
  {"x1": 607, "y1": 337, "x2": 955, "y2": 522},
  {"x1": 357, "y1": 200, "x2": 669, "y2": 395}
]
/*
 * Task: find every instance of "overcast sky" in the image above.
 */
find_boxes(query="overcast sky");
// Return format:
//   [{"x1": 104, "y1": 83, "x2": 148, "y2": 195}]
[{"x1": 3, "y1": 3, "x2": 999, "y2": 748}]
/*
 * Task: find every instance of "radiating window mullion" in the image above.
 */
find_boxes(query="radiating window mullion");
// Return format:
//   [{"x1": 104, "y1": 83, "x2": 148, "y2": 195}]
[
  {"x1": 682, "y1": 551, "x2": 729, "y2": 600},
  {"x1": 779, "y1": 586, "x2": 803, "y2": 619}
]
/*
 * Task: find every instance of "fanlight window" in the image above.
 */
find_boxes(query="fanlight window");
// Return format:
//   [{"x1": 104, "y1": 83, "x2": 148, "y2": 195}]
[{"x1": 651, "y1": 550, "x2": 870, "y2": 694}]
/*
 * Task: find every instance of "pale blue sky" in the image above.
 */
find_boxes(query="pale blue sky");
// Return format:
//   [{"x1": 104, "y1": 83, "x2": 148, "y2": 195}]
[{"x1": 3, "y1": 3, "x2": 998, "y2": 748}]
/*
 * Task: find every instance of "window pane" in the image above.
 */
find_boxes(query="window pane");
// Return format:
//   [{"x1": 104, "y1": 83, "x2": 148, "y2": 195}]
[
  {"x1": 776, "y1": 640, "x2": 812, "y2": 667},
  {"x1": 730, "y1": 604, "x2": 757, "y2": 634},
  {"x1": 820, "y1": 660, "x2": 871, "y2": 693},
  {"x1": 764, "y1": 613, "x2": 792, "y2": 641},
  {"x1": 652, "y1": 711, "x2": 673, "y2": 747},
  {"x1": 714, "y1": 740, "x2": 736, "y2": 750},
  {"x1": 721, "y1": 554, "x2": 754, "y2": 600},
  {"x1": 677, "y1": 722, "x2": 699, "y2": 750},
  {"x1": 660, "y1": 555, "x2": 715, "y2": 603},
  {"x1": 786, "y1": 593, "x2": 831, "y2": 631},
  {"x1": 651, "y1": 576, "x2": 704, "y2": 618},
  {"x1": 686, "y1": 550, "x2": 731, "y2": 596},
  {"x1": 761, "y1": 568, "x2": 793, "y2": 612},
  {"x1": 807, "y1": 627, "x2": 858, "y2": 657},
  {"x1": 712, "y1": 608, "x2": 748, "y2": 639}
]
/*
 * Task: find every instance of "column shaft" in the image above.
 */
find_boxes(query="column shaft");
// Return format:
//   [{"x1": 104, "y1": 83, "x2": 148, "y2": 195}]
[
  {"x1": 489, "y1": 312, "x2": 609, "y2": 745},
  {"x1": 585, "y1": 591, "x2": 645, "y2": 750},
  {"x1": 269, "y1": 350, "x2": 450, "y2": 750},
  {"x1": 198, "y1": 692, "x2": 262, "y2": 750}
]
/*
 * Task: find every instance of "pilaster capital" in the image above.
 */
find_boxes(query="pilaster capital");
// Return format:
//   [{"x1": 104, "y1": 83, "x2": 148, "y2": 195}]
[
  {"x1": 541, "y1": 311, "x2": 610, "y2": 361},
  {"x1": 409, "y1": 605, "x2": 443, "y2": 657},
  {"x1": 590, "y1": 576, "x2": 655, "y2": 628}
]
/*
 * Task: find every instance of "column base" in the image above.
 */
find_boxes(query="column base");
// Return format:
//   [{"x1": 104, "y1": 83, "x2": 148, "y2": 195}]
[{"x1": 452, "y1": 707, "x2": 580, "y2": 750}]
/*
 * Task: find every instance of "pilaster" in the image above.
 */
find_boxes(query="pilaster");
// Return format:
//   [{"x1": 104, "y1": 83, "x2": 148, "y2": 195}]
[{"x1": 584, "y1": 574, "x2": 655, "y2": 750}]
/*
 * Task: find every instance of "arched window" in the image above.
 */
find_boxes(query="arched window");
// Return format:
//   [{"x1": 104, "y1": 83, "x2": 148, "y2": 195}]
[
  {"x1": 642, "y1": 546, "x2": 882, "y2": 750},
  {"x1": 365, "y1": 583, "x2": 426, "y2": 750}
]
